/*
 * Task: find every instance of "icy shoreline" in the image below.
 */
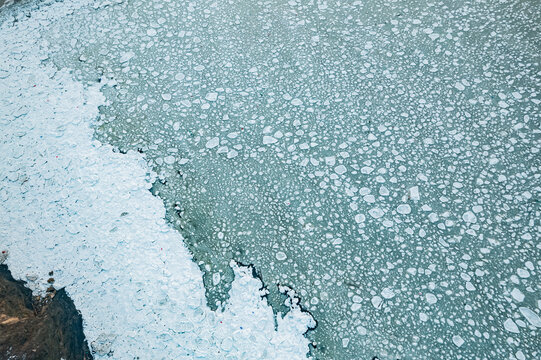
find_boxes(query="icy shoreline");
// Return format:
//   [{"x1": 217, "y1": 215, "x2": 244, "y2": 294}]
[{"x1": 0, "y1": 1, "x2": 314, "y2": 358}]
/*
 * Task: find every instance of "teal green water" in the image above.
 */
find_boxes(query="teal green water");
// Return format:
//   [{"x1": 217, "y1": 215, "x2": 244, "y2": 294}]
[{"x1": 45, "y1": 0, "x2": 540, "y2": 358}]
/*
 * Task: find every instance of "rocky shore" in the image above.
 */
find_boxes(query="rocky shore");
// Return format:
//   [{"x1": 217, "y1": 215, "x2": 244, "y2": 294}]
[{"x1": 0, "y1": 264, "x2": 93, "y2": 360}]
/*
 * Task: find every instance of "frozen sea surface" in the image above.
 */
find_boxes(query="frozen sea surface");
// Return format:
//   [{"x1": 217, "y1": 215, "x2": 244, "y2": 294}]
[
  {"x1": 0, "y1": 1, "x2": 314, "y2": 358},
  {"x1": 2, "y1": 0, "x2": 541, "y2": 359}
]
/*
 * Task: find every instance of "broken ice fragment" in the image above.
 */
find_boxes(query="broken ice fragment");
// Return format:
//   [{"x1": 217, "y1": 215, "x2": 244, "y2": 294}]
[
  {"x1": 381, "y1": 288, "x2": 395, "y2": 299},
  {"x1": 205, "y1": 92, "x2": 218, "y2": 101},
  {"x1": 511, "y1": 288, "x2": 525, "y2": 302},
  {"x1": 263, "y1": 136, "x2": 278, "y2": 145},
  {"x1": 371, "y1": 296, "x2": 383, "y2": 308},
  {"x1": 452, "y1": 335, "x2": 464, "y2": 347},
  {"x1": 425, "y1": 293, "x2": 437, "y2": 304},
  {"x1": 504, "y1": 318, "x2": 519, "y2": 333},
  {"x1": 205, "y1": 137, "x2": 220, "y2": 149},
  {"x1": 119, "y1": 51, "x2": 135, "y2": 63},
  {"x1": 519, "y1": 307, "x2": 541, "y2": 327},
  {"x1": 396, "y1": 204, "x2": 411, "y2": 215},
  {"x1": 291, "y1": 98, "x2": 303, "y2": 106},
  {"x1": 334, "y1": 165, "x2": 347, "y2": 175},
  {"x1": 462, "y1": 211, "x2": 477, "y2": 223},
  {"x1": 369, "y1": 208, "x2": 384, "y2": 219},
  {"x1": 409, "y1": 186, "x2": 420, "y2": 201}
]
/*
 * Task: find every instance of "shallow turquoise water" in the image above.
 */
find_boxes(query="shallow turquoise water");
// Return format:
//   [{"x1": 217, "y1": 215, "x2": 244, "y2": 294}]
[{"x1": 44, "y1": 0, "x2": 540, "y2": 358}]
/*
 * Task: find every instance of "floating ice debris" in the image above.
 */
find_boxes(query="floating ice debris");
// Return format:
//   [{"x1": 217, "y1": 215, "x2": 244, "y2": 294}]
[
  {"x1": 205, "y1": 92, "x2": 218, "y2": 102},
  {"x1": 425, "y1": 293, "x2": 437, "y2": 305},
  {"x1": 324, "y1": 156, "x2": 335, "y2": 166},
  {"x1": 361, "y1": 166, "x2": 374, "y2": 174},
  {"x1": 334, "y1": 165, "x2": 347, "y2": 175},
  {"x1": 381, "y1": 288, "x2": 395, "y2": 299},
  {"x1": 227, "y1": 149, "x2": 238, "y2": 159},
  {"x1": 454, "y1": 82, "x2": 465, "y2": 91},
  {"x1": 519, "y1": 307, "x2": 541, "y2": 327},
  {"x1": 263, "y1": 136, "x2": 278, "y2": 145},
  {"x1": 517, "y1": 268, "x2": 530, "y2": 278},
  {"x1": 504, "y1": 319, "x2": 519, "y2": 333},
  {"x1": 354, "y1": 214, "x2": 365, "y2": 224},
  {"x1": 369, "y1": 208, "x2": 384, "y2": 219},
  {"x1": 364, "y1": 195, "x2": 375, "y2": 203},
  {"x1": 408, "y1": 186, "x2": 420, "y2": 201},
  {"x1": 452, "y1": 335, "x2": 464, "y2": 347},
  {"x1": 291, "y1": 98, "x2": 303, "y2": 106},
  {"x1": 164, "y1": 155, "x2": 175, "y2": 164},
  {"x1": 119, "y1": 51, "x2": 135, "y2": 63},
  {"x1": 371, "y1": 296, "x2": 383, "y2": 309},
  {"x1": 212, "y1": 272, "x2": 221, "y2": 285},
  {"x1": 356, "y1": 325, "x2": 367, "y2": 335},
  {"x1": 205, "y1": 137, "x2": 220, "y2": 149},
  {"x1": 511, "y1": 288, "x2": 525, "y2": 302},
  {"x1": 396, "y1": 204, "x2": 411, "y2": 215},
  {"x1": 462, "y1": 211, "x2": 477, "y2": 223}
]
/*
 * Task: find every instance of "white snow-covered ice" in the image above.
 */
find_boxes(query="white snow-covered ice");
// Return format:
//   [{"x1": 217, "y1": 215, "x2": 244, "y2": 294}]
[{"x1": 0, "y1": 1, "x2": 314, "y2": 358}]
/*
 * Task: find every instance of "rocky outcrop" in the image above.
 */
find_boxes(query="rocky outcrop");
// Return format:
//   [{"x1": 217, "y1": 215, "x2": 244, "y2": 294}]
[{"x1": 0, "y1": 264, "x2": 93, "y2": 360}]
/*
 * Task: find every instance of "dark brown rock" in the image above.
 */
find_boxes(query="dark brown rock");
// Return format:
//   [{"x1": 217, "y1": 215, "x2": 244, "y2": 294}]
[{"x1": 0, "y1": 264, "x2": 93, "y2": 360}]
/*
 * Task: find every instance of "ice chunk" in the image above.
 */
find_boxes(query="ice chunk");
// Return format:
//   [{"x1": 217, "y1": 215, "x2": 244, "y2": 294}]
[
  {"x1": 263, "y1": 136, "x2": 278, "y2": 144},
  {"x1": 356, "y1": 325, "x2": 367, "y2": 335},
  {"x1": 212, "y1": 272, "x2": 221, "y2": 285},
  {"x1": 354, "y1": 214, "x2": 365, "y2": 223},
  {"x1": 205, "y1": 92, "x2": 218, "y2": 101},
  {"x1": 462, "y1": 211, "x2": 477, "y2": 223},
  {"x1": 452, "y1": 335, "x2": 464, "y2": 347},
  {"x1": 409, "y1": 186, "x2": 420, "y2": 201},
  {"x1": 291, "y1": 98, "x2": 303, "y2": 106},
  {"x1": 511, "y1": 288, "x2": 525, "y2": 302},
  {"x1": 454, "y1": 82, "x2": 465, "y2": 91},
  {"x1": 205, "y1": 137, "x2": 220, "y2": 149},
  {"x1": 325, "y1": 156, "x2": 336, "y2": 166},
  {"x1": 519, "y1": 307, "x2": 541, "y2": 327},
  {"x1": 381, "y1": 288, "x2": 395, "y2": 299},
  {"x1": 426, "y1": 293, "x2": 437, "y2": 304},
  {"x1": 335, "y1": 165, "x2": 347, "y2": 175},
  {"x1": 369, "y1": 208, "x2": 384, "y2": 219},
  {"x1": 396, "y1": 204, "x2": 411, "y2": 215},
  {"x1": 503, "y1": 319, "x2": 519, "y2": 333},
  {"x1": 371, "y1": 296, "x2": 383, "y2": 308},
  {"x1": 119, "y1": 51, "x2": 135, "y2": 63},
  {"x1": 164, "y1": 155, "x2": 175, "y2": 164}
]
